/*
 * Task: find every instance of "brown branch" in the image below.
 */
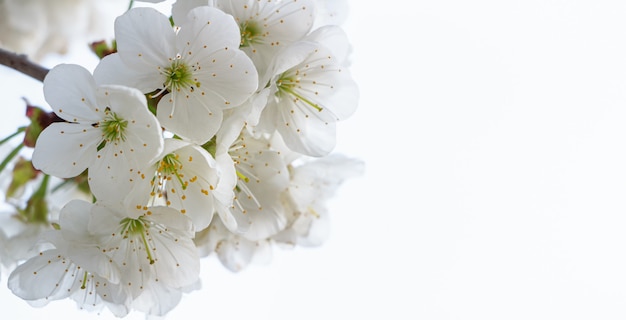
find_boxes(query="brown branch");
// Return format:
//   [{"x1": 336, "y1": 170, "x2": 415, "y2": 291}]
[{"x1": 0, "y1": 47, "x2": 49, "y2": 82}]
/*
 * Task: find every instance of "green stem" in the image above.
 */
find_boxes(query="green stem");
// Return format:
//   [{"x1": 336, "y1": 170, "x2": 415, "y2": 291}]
[
  {"x1": 0, "y1": 127, "x2": 25, "y2": 147},
  {"x1": 33, "y1": 173, "x2": 49, "y2": 198},
  {"x1": 0, "y1": 143, "x2": 24, "y2": 173},
  {"x1": 127, "y1": 0, "x2": 134, "y2": 11},
  {"x1": 25, "y1": 173, "x2": 50, "y2": 223}
]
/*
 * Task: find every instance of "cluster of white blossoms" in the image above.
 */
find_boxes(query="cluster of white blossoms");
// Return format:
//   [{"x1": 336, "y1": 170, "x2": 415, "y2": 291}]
[{"x1": 0, "y1": 0, "x2": 363, "y2": 317}]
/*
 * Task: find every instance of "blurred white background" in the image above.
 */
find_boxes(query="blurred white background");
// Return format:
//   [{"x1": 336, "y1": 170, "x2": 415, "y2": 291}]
[{"x1": 3, "y1": 0, "x2": 626, "y2": 319}]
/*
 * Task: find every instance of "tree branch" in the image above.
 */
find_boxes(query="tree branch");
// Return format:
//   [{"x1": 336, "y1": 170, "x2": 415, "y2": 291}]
[{"x1": 0, "y1": 47, "x2": 49, "y2": 82}]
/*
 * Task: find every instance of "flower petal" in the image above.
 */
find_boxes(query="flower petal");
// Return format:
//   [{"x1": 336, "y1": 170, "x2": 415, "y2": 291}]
[
  {"x1": 115, "y1": 7, "x2": 177, "y2": 69},
  {"x1": 157, "y1": 91, "x2": 223, "y2": 144},
  {"x1": 88, "y1": 142, "x2": 138, "y2": 202},
  {"x1": 171, "y1": 0, "x2": 207, "y2": 26},
  {"x1": 169, "y1": 144, "x2": 218, "y2": 230},
  {"x1": 43, "y1": 64, "x2": 100, "y2": 122},
  {"x1": 274, "y1": 97, "x2": 338, "y2": 156},
  {"x1": 59, "y1": 199, "x2": 94, "y2": 243},
  {"x1": 93, "y1": 54, "x2": 163, "y2": 93},
  {"x1": 193, "y1": 48, "x2": 258, "y2": 107},
  {"x1": 176, "y1": 6, "x2": 241, "y2": 57},
  {"x1": 8, "y1": 250, "x2": 76, "y2": 301},
  {"x1": 31, "y1": 122, "x2": 100, "y2": 178}
]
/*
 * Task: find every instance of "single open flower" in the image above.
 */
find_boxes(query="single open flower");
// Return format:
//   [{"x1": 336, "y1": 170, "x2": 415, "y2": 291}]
[
  {"x1": 127, "y1": 138, "x2": 230, "y2": 231},
  {"x1": 31, "y1": 64, "x2": 164, "y2": 202},
  {"x1": 254, "y1": 39, "x2": 358, "y2": 156}
]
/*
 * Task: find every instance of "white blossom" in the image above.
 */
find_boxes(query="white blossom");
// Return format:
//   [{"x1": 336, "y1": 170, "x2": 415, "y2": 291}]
[
  {"x1": 274, "y1": 154, "x2": 364, "y2": 246},
  {"x1": 211, "y1": 0, "x2": 316, "y2": 76},
  {"x1": 31, "y1": 64, "x2": 164, "y2": 202},
  {"x1": 254, "y1": 39, "x2": 358, "y2": 156},
  {"x1": 87, "y1": 201, "x2": 200, "y2": 300},
  {"x1": 94, "y1": 6, "x2": 258, "y2": 144},
  {"x1": 195, "y1": 217, "x2": 271, "y2": 272},
  {"x1": 8, "y1": 200, "x2": 131, "y2": 316},
  {"x1": 0, "y1": 0, "x2": 361, "y2": 316},
  {"x1": 214, "y1": 129, "x2": 290, "y2": 241},
  {"x1": 126, "y1": 138, "x2": 232, "y2": 231}
]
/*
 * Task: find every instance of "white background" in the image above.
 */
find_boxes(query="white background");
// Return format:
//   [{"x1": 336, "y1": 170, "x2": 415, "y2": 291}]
[{"x1": 3, "y1": 0, "x2": 626, "y2": 319}]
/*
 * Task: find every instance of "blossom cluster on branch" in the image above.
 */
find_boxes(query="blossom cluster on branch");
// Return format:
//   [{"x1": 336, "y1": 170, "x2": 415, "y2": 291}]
[{"x1": 0, "y1": 0, "x2": 362, "y2": 317}]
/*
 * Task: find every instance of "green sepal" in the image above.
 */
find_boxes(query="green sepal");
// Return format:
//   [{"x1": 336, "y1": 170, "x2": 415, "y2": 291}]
[
  {"x1": 90, "y1": 40, "x2": 117, "y2": 59},
  {"x1": 6, "y1": 157, "x2": 38, "y2": 199},
  {"x1": 23, "y1": 103, "x2": 62, "y2": 148},
  {"x1": 201, "y1": 136, "x2": 217, "y2": 158}
]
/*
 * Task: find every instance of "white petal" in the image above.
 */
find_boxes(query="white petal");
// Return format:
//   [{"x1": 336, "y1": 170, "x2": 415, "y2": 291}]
[
  {"x1": 176, "y1": 6, "x2": 241, "y2": 55},
  {"x1": 312, "y1": 0, "x2": 349, "y2": 27},
  {"x1": 166, "y1": 144, "x2": 218, "y2": 230},
  {"x1": 148, "y1": 206, "x2": 195, "y2": 238},
  {"x1": 157, "y1": 91, "x2": 223, "y2": 144},
  {"x1": 115, "y1": 7, "x2": 177, "y2": 69},
  {"x1": 296, "y1": 204, "x2": 331, "y2": 247},
  {"x1": 145, "y1": 208, "x2": 200, "y2": 287},
  {"x1": 31, "y1": 122, "x2": 100, "y2": 178},
  {"x1": 305, "y1": 25, "x2": 351, "y2": 65},
  {"x1": 297, "y1": 55, "x2": 359, "y2": 120},
  {"x1": 263, "y1": 41, "x2": 317, "y2": 84},
  {"x1": 275, "y1": 98, "x2": 338, "y2": 156},
  {"x1": 93, "y1": 54, "x2": 163, "y2": 93},
  {"x1": 88, "y1": 145, "x2": 137, "y2": 202},
  {"x1": 59, "y1": 199, "x2": 93, "y2": 242},
  {"x1": 8, "y1": 250, "x2": 76, "y2": 301},
  {"x1": 213, "y1": 153, "x2": 239, "y2": 231},
  {"x1": 132, "y1": 282, "x2": 182, "y2": 316},
  {"x1": 235, "y1": 175, "x2": 288, "y2": 241},
  {"x1": 43, "y1": 64, "x2": 100, "y2": 122},
  {"x1": 65, "y1": 245, "x2": 122, "y2": 284},
  {"x1": 171, "y1": 0, "x2": 208, "y2": 26},
  {"x1": 88, "y1": 202, "x2": 129, "y2": 236},
  {"x1": 192, "y1": 48, "x2": 258, "y2": 107}
]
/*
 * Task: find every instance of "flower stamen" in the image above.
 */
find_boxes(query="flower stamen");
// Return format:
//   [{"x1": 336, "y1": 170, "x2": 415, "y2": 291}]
[
  {"x1": 277, "y1": 74, "x2": 323, "y2": 112},
  {"x1": 119, "y1": 217, "x2": 155, "y2": 264},
  {"x1": 163, "y1": 60, "x2": 200, "y2": 93},
  {"x1": 100, "y1": 109, "x2": 128, "y2": 142}
]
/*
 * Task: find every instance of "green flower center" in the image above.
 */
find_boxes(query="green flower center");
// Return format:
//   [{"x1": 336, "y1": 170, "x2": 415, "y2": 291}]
[
  {"x1": 101, "y1": 110, "x2": 128, "y2": 142},
  {"x1": 119, "y1": 216, "x2": 147, "y2": 236},
  {"x1": 159, "y1": 153, "x2": 182, "y2": 175},
  {"x1": 164, "y1": 60, "x2": 199, "y2": 92},
  {"x1": 156, "y1": 153, "x2": 187, "y2": 191},
  {"x1": 240, "y1": 20, "x2": 263, "y2": 47}
]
